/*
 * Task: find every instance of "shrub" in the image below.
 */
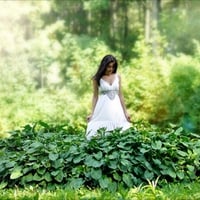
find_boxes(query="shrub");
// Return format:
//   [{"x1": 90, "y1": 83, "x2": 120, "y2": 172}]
[{"x1": 0, "y1": 122, "x2": 200, "y2": 190}]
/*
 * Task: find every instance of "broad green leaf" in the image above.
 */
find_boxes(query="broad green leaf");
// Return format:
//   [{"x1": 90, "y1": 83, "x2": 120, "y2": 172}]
[
  {"x1": 37, "y1": 168, "x2": 46, "y2": 175},
  {"x1": 135, "y1": 155, "x2": 146, "y2": 163},
  {"x1": 5, "y1": 161, "x2": 16, "y2": 168},
  {"x1": 108, "y1": 160, "x2": 118, "y2": 169},
  {"x1": 0, "y1": 182, "x2": 7, "y2": 189},
  {"x1": 29, "y1": 156, "x2": 37, "y2": 161},
  {"x1": 177, "y1": 171, "x2": 184, "y2": 179},
  {"x1": 69, "y1": 178, "x2": 84, "y2": 189},
  {"x1": 161, "y1": 169, "x2": 176, "y2": 178},
  {"x1": 108, "y1": 151, "x2": 119, "y2": 160},
  {"x1": 140, "y1": 148, "x2": 149, "y2": 154},
  {"x1": 90, "y1": 168, "x2": 102, "y2": 180},
  {"x1": 93, "y1": 151, "x2": 103, "y2": 160},
  {"x1": 49, "y1": 153, "x2": 59, "y2": 161},
  {"x1": 180, "y1": 142, "x2": 189, "y2": 147},
  {"x1": 174, "y1": 127, "x2": 183, "y2": 135},
  {"x1": 152, "y1": 141, "x2": 162, "y2": 150},
  {"x1": 101, "y1": 141, "x2": 111, "y2": 148},
  {"x1": 30, "y1": 141, "x2": 43, "y2": 148},
  {"x1": 133, "y1": 166, "x2": 143, "y2": 175},
  {"x1": 144, "y1": 170, "x2": 154, "y2": 180},
  {"x1": 33, "y1": 173, "x2": 43, "y2": 181},
  {"x1": 51, "y1": 170, "x2": 59, "y2": 177},
  {"x1": 117, "y1": 142, "x2": 125, "y2": 149},
  {"x1": 10, "y1": 166, "x2": 23, "y2": 179},
  {"x1": 99, "y1": 177, "x2": 110, "y2": 189},
  {"x1": 187, "y1": 165, "x2": 195, "y2": 172},
  {"x1": 84, "y1": 155, "x2": 103, "y2": 168},
  {"x1": 144, "y1": 161, "x2": 153, "y2": 171},
  {"x1": 121, "y1": 159, "x2": 131, "y2": 167},
  {"x1": 108, "y1": 181, "x2": 118, "y2": 192},
  {"x1": 44, "y1": 172, "x2": 52, "y2": 182},
  {"x1": 24, "y1": 173, "x2": 33, "y2": 182},
  {"x1": 55, "y1": 171, "x2": 64, "y2": 182},
  {"x1": 113, "y1": 172, "x2": 121, "y2": 181},
  {"x1": 122, "y1": 173, "x2": 133, "y2": 187},
  {"x1": 73, "y1": 155, "x2": 84, "y2": 164},
  {"x1": 193, "y1": 148, "x2": 200, "y2": 154},
  {"x1": 32, "y1": 163, "x2": 40, "y2": 169},
  {"x1": 63, "y1": 137, "x2": 73, "y2": 143},
  {"x1": 153, "y1": 158, "x2": 161, "y2": 165},
  {"x1": 169, "y1": 170, "x2": 176, "y2": 178},
  {"x1": 53, "y1": 159, "x2": 63, "y2": 168},
  {"x1": 22, "y1": 167, "x2": 31, "y2": 174},
  {"x1": 68, "y1": 145, "x2": 79, "y2": 154},
  {"x1": 27, "y1": 142, "x2": 43, "y2": 153},
  {"x1": 177, "y1": 150, "x2": 188, "y2": 157}
]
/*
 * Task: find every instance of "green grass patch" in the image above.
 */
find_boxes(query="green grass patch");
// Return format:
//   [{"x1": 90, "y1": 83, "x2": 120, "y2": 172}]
[{"x1": 1, "y1": 181, "x2": 200, "y2": 199}]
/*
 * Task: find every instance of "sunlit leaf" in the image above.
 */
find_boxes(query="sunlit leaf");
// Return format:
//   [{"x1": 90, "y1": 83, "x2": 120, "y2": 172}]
[
  {"x1": 69, "y1": 178, "x2": 84, "y2": 189},
  {"x1": 10, "y1": 166, "x2": 23, "y2": 179},
  {"x1": 122, "y1": 173, "x2": 133, "y2": 187},
  {"x1": 44, "y1": 172, "x2": 52, "y2": 182},
  {"x1": 55, "y1": 171, "x2": 64, "y2": 182},
  {"x1": 0, "y1": 181, "x2": 7, "y2": 189},
  {"x1": 90, "y1": 168, "x2": 102, "y2": 180},
  {"x1": 49, "y1": 153, "x2": 59, "y2": 161},
  {"x1": 144, "y1": 170, "x2": 154, "y2": 180},
  {"x1": 99, "y1": 177, "x2": 110, "y2": 189},
  {"x1": 84, "y1": 155, "x2": 103, "y2": 167},
  {"x1": 152, "y1": 141, "x2": 162, "y2": 150},
  {"x1": 93, "y1": 151, "x2": 103, "y2": 160}
]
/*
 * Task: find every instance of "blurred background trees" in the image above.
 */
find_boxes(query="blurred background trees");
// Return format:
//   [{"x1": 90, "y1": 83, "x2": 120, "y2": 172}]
[{"x1": 0, "y1": 0, "x2": 200, "y2": 134}]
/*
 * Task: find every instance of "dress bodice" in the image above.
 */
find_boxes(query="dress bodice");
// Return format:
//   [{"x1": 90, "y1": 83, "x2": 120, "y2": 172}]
[
  {"x1": 99, "y1": 74, "x2": 119, "y2": 92},
  {"x1": 99, "y1": 74, "x2": 119, "y2": 100}
]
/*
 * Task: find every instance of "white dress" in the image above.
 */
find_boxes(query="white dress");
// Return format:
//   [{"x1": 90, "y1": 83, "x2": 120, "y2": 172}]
[{"x1": 86, "y1": 74, "x2": 131, "y2": 140}]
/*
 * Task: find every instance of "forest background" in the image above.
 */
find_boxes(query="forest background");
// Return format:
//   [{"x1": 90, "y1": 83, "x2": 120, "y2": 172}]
[{"x1": 1, "y1": 0, "x2": 200, "y2": 136}]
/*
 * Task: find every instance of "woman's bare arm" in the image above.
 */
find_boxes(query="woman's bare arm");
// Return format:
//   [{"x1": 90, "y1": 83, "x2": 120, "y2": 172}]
[
  {"x1": 87, "y1": 79, "x2": 98, "y2": 122},
  {"x1": 118, "y1": 75, "x2": 131, "y2": 122}
]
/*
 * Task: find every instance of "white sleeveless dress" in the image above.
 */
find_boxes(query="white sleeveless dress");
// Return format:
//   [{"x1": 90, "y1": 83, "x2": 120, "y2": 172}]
[{"x1": 86, "y1": 74, "x2": 131, "y2": 140}]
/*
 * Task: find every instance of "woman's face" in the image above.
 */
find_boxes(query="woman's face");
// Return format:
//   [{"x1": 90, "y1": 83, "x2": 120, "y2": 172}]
[{"x1": 105, "y1": 62, "x2": 115, "y2": 75}]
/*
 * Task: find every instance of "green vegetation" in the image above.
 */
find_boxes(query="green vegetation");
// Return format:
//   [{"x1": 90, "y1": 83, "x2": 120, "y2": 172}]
[
  {"x1": 1, "y1": 122, "x2": 200, "y2": 199},
  {"x1": 1, "y1": 1, "x2": 200, "y2": 199},
  {"x1": 1, "y1": 181, "x2": 200, "y2": 200},
  {"x1": 0, "y1": 122, "x2": 200, "y2": 190},
  {"x1": 1, "y1": 0, "x2": 200, "y2": 134}
]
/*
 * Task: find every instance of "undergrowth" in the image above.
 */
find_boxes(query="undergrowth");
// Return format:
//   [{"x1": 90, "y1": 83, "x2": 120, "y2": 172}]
[{"x1": 0, "y1": 121, "x2": 200, "y2": 191}]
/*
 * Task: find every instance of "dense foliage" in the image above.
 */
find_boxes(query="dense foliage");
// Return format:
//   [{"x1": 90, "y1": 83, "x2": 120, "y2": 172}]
[
  {"x1": 1, "y1": 2, "x2": 200, "y2": 198},
  {"x1": 1, "y1": 1, "x2": 200, "y2": 134},
  {"x1": 0, "y1": 122, "x2": 200, "y2": 190}
]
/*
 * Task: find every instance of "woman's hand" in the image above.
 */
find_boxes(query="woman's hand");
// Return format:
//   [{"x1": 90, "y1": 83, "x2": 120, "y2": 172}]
[
  {"x1": 125, "y1": 113, "x2": 131, "y2": 122},
  {"x1": 87, "y1": 114, "x2": 93, "y2": 122}
]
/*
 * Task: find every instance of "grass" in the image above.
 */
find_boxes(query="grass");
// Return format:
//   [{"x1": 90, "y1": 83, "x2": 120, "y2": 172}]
[
  {"x1": 1, "y1": 181, "x2": 200, "y2": 200},
  {"x1": 161, "y1": 181, "x2": 200, "y2": 200}
]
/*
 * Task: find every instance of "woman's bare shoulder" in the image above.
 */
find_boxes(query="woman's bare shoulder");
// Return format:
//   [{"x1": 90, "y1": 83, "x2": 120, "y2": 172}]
[{"x1": 116, "y1": 73, "x2": 121, "y2": 79}]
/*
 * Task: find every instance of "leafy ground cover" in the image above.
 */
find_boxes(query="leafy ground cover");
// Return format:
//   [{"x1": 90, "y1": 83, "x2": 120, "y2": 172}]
[{"x1": 0, "y1": 121, "x2": 200, "y2": 191}]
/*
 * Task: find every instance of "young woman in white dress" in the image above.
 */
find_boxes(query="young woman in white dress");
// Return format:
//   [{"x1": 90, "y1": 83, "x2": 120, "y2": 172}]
[{"x1": 86, "y1": 55, "x2": 131, "y2": 140}]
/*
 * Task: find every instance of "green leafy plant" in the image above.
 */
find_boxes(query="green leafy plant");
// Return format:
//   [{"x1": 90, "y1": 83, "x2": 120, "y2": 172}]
[{"x1": 0, "y1": 122, "x2": 200, "y2": 190}]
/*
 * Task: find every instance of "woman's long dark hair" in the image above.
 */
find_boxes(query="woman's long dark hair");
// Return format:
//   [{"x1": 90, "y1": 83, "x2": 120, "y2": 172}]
[{"x1": 93, "y1": 55, "x2": 118, "y2": 85}]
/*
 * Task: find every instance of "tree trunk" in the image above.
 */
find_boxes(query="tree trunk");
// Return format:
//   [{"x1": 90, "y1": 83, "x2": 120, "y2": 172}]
[
  {"x1": 144, "y1": 0, "x2": 151, "y2": 43},
  {"x1": 144, "y1": 0, "x2": 161, "y2": 54},
  {"x1": 121, "y1": 0, "x2": 129, "y2": 59}
]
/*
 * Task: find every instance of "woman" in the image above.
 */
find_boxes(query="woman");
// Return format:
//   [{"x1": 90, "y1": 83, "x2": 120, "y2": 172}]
[{"x1": 86, "y1": 55, "x2": 131, "y2": 140}]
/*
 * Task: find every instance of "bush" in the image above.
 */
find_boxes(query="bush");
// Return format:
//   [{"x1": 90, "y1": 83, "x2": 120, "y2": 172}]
[{"x1": 0, "y1": 122, "x2": 200, "y2": 190}]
